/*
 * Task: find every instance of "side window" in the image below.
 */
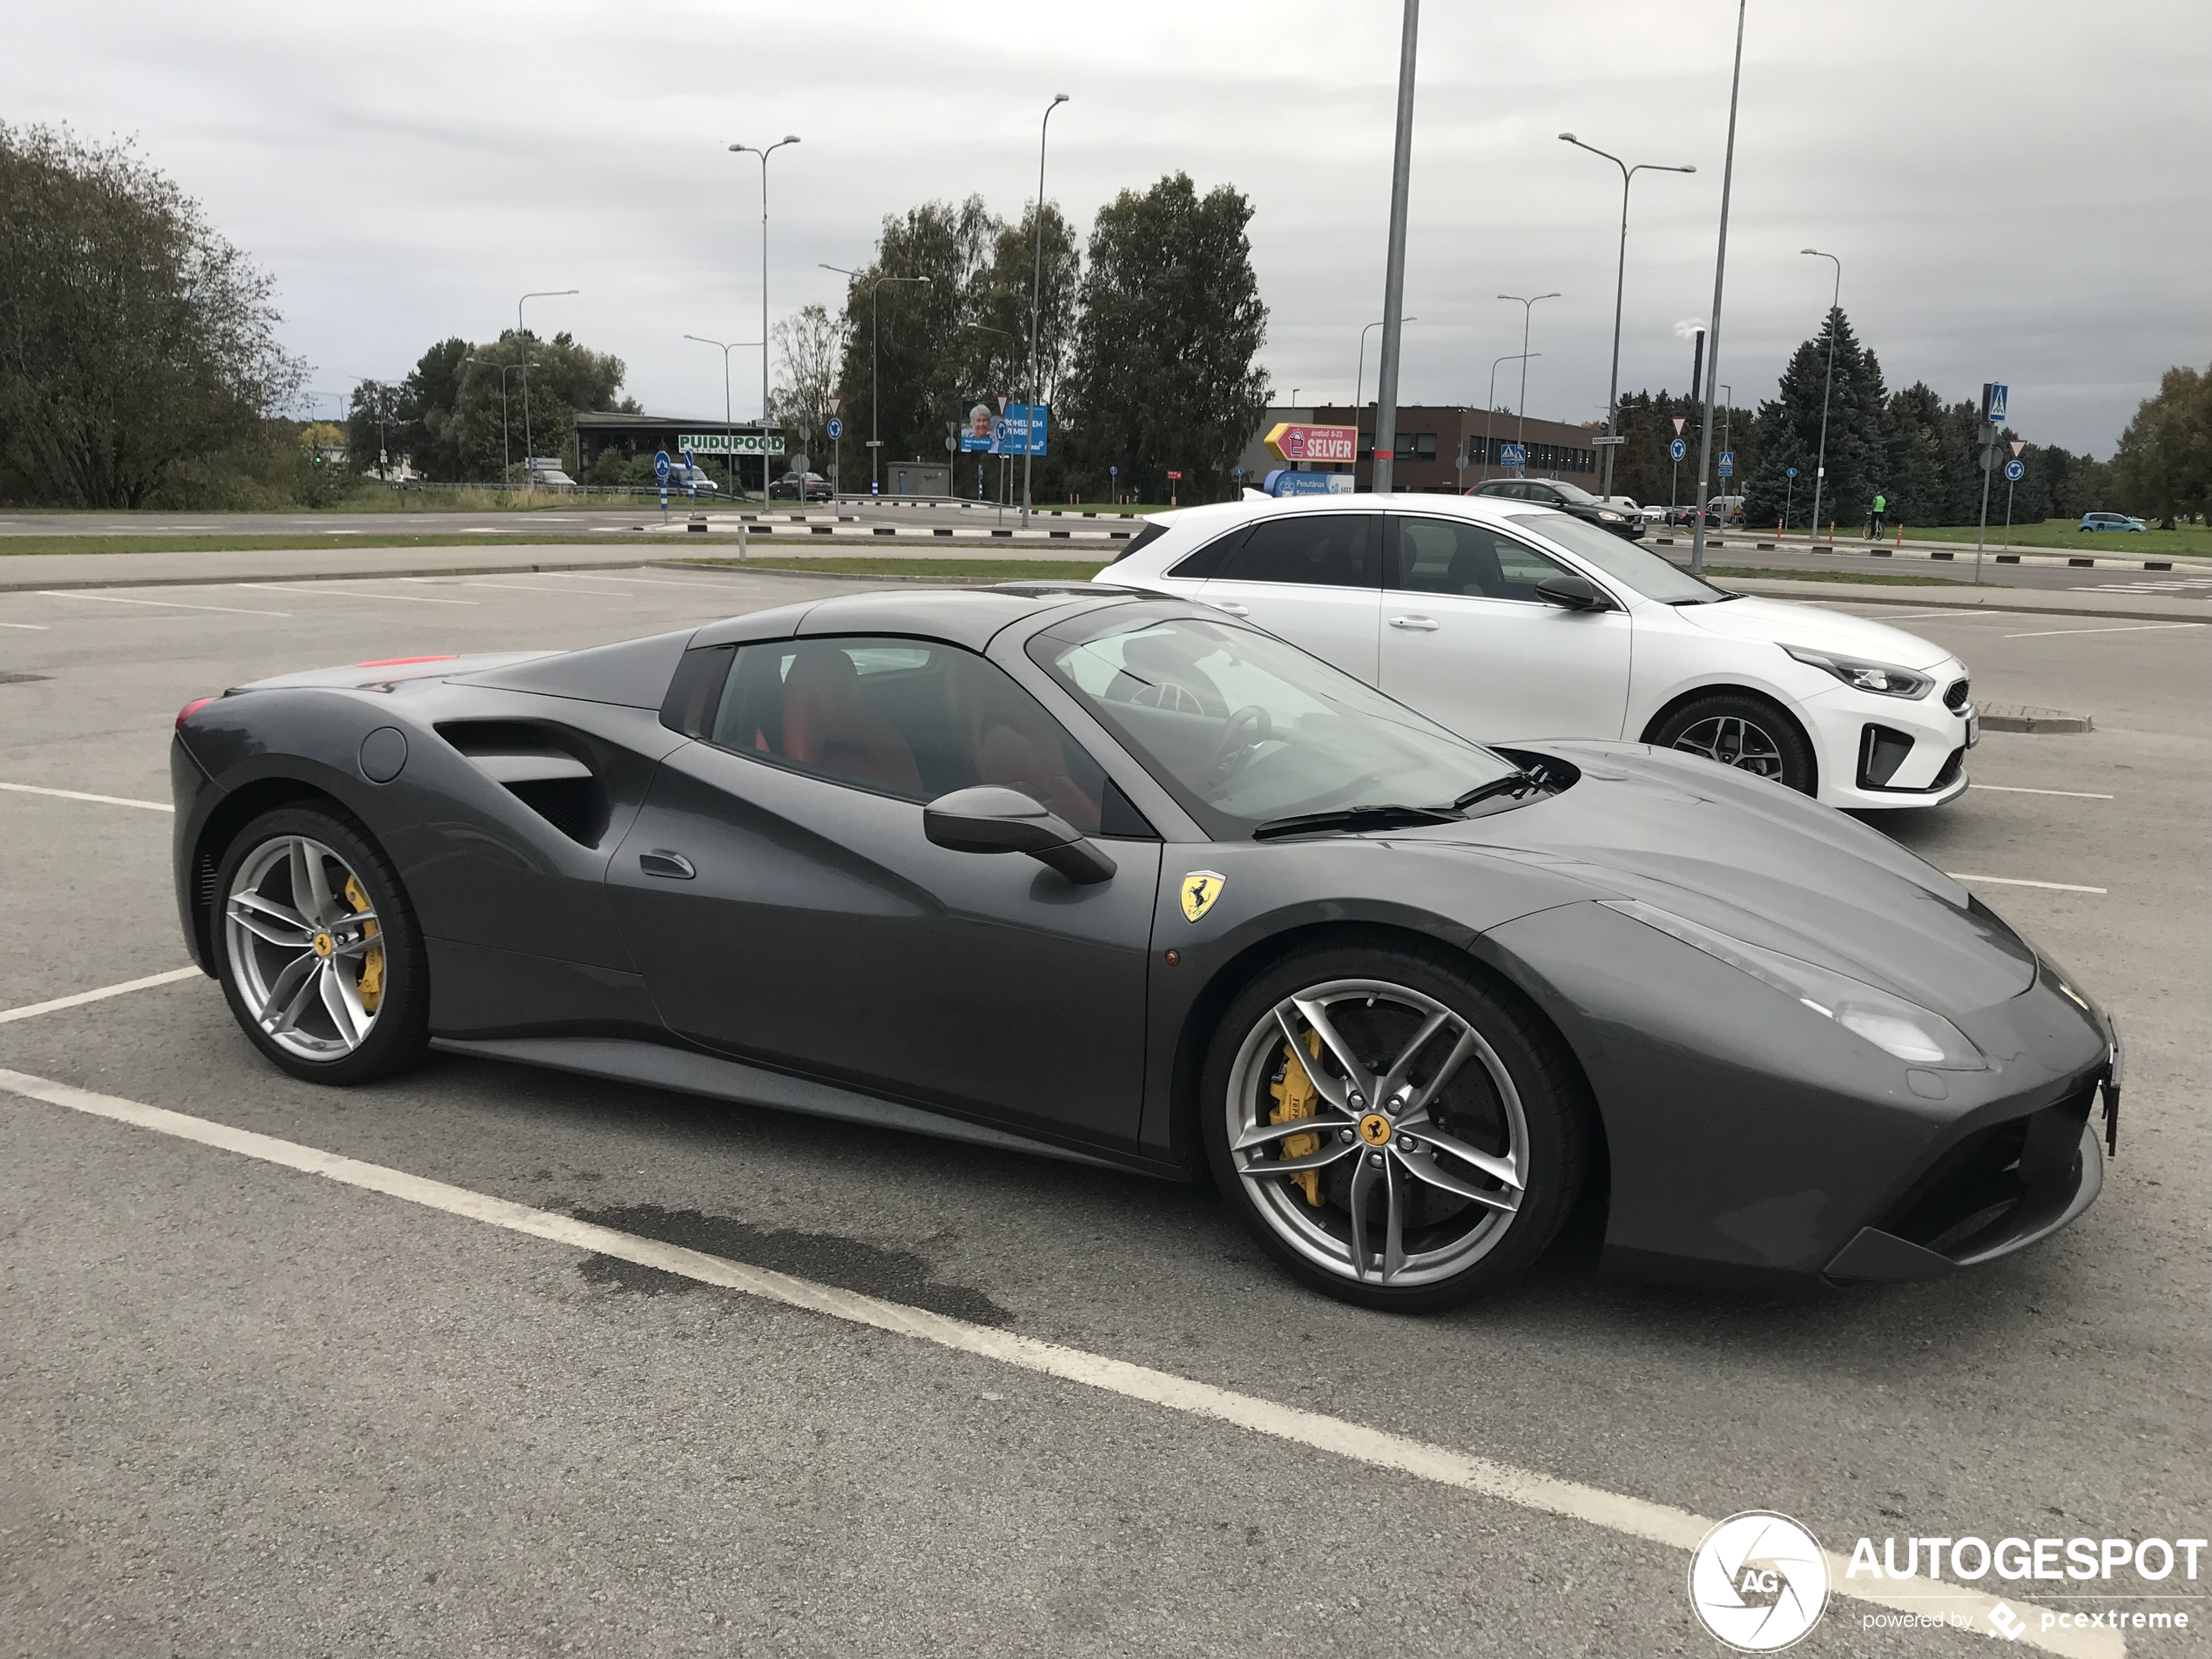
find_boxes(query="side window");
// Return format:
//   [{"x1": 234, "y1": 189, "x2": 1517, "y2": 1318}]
[
  {"x1": 705, "y1": 635, "x2": 1116, "y2": 833},
  {"x1": 1217, "y1": 514, "x2": 1379, "y2": 588},
  {"x1": 1388, "y1": 518, "x2": 1569, "y2": 602},
  {"x1": 1168, "y1": 523, "x2": 1251, "y2": 579}
]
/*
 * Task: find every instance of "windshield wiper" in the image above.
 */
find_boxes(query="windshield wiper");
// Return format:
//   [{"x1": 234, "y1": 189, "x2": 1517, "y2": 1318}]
[
  {"x1": 1252, "y1": 803, "x2": 1462, "y2": 840},
  {"x1": 1452, "y1": 772, "x2": 1540, "y2": 810},
  {"x1": 1667, "y1": 591, "x2": 1744, "y2": 605}
]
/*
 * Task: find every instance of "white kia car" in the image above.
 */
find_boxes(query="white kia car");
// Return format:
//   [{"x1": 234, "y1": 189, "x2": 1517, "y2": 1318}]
[{"x1": 1097, "y1": 493, "x2": 1975, "y2": 807}]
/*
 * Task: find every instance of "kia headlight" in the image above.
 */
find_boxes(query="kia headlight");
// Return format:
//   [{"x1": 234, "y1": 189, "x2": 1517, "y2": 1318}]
[
  {"x1": 1780, "y1": 644, "x2": 1934, "y2": 698},
  {"x1": 1603, "y1": 899, "x2": 1985, "y2": 1069}
]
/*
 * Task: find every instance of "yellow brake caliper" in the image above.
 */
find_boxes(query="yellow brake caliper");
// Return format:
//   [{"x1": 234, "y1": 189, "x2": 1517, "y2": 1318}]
[
  {"x1": 1267, "y1": 1029, "x2": 1326, "y2": 1206},
  {"x1": 345, "y1": 875, "x2": 383, "y2": 1014}
]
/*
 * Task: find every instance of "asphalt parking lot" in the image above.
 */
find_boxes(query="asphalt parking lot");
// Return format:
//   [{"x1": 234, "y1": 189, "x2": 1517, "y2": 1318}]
[{"x1": 2, "y1": 566, "x2": 2204, "y2": 1658}]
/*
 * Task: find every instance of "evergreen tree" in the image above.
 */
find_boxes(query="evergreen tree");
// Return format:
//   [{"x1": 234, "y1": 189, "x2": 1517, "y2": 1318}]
[{"x1": 1743, "y1": 307, "x2": 1885, "y2": 533}]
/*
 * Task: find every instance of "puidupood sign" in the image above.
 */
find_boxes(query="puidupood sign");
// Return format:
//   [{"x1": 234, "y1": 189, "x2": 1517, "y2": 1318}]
[
  {"x1": 678, "y1": 432, "x2": 786, "y2": 455},
  {"x1": 1264, "y1": 422, "x2": 1359, "y2": 464}
]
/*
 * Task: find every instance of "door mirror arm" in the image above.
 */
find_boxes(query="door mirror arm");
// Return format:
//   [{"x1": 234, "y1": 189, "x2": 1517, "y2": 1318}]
[
  {"x1": 923, "y1": 786, "x2": 1116, "y2": 885},
  {"x1": 1533, "y1": 572, "x2": 1617, "y2": 612}
]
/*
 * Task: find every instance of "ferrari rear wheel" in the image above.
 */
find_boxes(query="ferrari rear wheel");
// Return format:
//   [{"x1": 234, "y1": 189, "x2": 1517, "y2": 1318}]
[
  {"x1": 1201, "y1": 941, "x2": 1589, "y2": 1311},
  {"x1": 214, "y1": 806, "x2": 429, "y2": 1085}
]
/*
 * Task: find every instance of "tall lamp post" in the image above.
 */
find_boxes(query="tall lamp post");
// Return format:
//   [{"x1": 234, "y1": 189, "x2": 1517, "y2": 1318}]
[
  {"x1": 465, "y1": 356, "x2": 531, "y2": 484},
  {"x1": 1482, "y1": 351, "x2": 1539, "y2": 482},
  {"x1": 516, "y1": 289, "x2": 577, "y2": 482},
  {"x1": 1689, "y1": 0, "x2": 1750, "y2": 577},
  {"x1": 1021, "y1": 93, "x2": 1070, "y2": 528},
  {"x1": 1556, "y1": 133, "x2": 1696, "y2": 500},
  {"x1": 1355, "y1": 318, "x2": 1420, "y2": 410},
  {"x1": 1802, "y1": 249, "x2": 1842, "y2": 545},
  {"x1": 1497, "y1": 293, "x2": 1561, "y2": 462},
  {"x1": 821, "y1": 265, "x2": 933, "y2": 496},
  {"x1": 730, "y1": 136, "x2": 800, "y2": 498},
  {"x1": 685, "y1": 334, "x2": 763, "y2": 496}
]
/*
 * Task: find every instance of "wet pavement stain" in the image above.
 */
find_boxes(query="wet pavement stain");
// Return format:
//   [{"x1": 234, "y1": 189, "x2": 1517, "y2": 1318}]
[{"x1": 570, "y1": 1203, "x2": 1012, "y2": 1326}]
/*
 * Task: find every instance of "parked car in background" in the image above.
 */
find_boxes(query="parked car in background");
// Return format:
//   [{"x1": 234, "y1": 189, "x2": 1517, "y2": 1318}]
[
  {"x1": 668, "y1": 464, "x2": 719, "y2": 496},
  {"x1": 1462, "y1": 477, "x2": 1643, "y2": 540},
  {"x1": 770, "y1": 470, "x2": 834, "y2": 502},
  {"x1": 524, "y1": 458, "x2": 578, "y2": 489},
  {"x1": 1100, "y1": 491, "x2": 1977, "y2": 809},
  {"x1": 1707, "y1": 495, "x2": 1746, "y2": 524},
  {"x1": 2079, "y1": 511, "x2": 2147, "y2": 532}
]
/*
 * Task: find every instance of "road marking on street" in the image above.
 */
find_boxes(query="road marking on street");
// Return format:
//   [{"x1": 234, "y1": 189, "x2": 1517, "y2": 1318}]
[
  {"x1": 2001, "y1": 623, "x2": 2206, "y2": 640},
  {"x1": 235, "y1": 583, "x2": 475, "y2": 606},
  {"x1": 1947, "y1": 873, "x2": 2107, "y2": 894},
  {"x1": 1968, "y1": 784, "x2": 2115, "y2": 799},
  {"x1": 0, "y1": 621, "x2": 48, "y2": 630},
  {"x1": 0, "y1": 780, "x2": 173, "y2": 812},
  {"x1": 0, "y1": 968, "x2": 199, "y2": 1026},
  {"x1": 35, "y1": 590, "x2": 289, "y2": 617},
  {"x1": 459, "y1": 581, "x2": 634, "y2": 596},
  {"x1": 0, "y1": 1065, "x2": 2122, "y2": 1659}
]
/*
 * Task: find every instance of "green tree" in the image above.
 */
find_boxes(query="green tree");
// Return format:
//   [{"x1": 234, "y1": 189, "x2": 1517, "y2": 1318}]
[
  {"x1": 1065, "y1": 172, "x2": 1269, "y2": 502},
  {"x1": 2112, "y1": 363, "x2": 2211, "y2": 529},
  {"x1": 393, "y1": 331, "x2": 629, "y2": 482},
  {"x1": 1743, "y1": 308, "x2": 1887, "y2": 532},
  {"x1": 770, "y1": 302, "x2": 846, "y2": 458},
  {"x1": 0, "y1": 123, "x2": 305, "y2": 507}
]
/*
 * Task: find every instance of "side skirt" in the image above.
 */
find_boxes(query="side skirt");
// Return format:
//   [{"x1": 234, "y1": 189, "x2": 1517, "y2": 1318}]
[{"x1": 431, "y1": 1034, "x2": 1140, "y2": 1174}]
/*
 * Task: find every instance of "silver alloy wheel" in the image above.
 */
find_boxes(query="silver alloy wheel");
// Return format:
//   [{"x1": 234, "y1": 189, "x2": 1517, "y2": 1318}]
[
  {"x1": 1224, "y1": 978, "x2": 1528, "y2": 1288},
  {"x1": 223, "y1": 835, "x2": 385, "y2": 1062},
  {"x1": 1670, "y1": 714, "x2": 1784, "y2": 779}
]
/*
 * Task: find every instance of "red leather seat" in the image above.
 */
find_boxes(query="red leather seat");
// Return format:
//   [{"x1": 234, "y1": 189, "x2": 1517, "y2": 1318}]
[{"x1": 779, "y1": 647, "x2": 921, "y2": 792}]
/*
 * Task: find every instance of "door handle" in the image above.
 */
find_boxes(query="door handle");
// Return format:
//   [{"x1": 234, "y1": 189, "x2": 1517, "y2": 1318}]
[
  {"x1": 638, "y1": 850, "x2": 695, "y2": 880},
  {"x1": 1388, "y1": 615, "x2": 1440, "y2": 631},
  {"x1": 1211, "y1": 600, "x2": 1250, "y2": 616}
]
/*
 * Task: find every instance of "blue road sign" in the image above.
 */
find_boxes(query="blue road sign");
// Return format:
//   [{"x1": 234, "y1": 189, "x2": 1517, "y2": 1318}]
[
  {"x1": 1717, "y1": 451, "x2": 1735, "y2": 479},
  {"x1": 1786, "y1": 466, "x2": 1798, "y2": 478},
  {"x1": 1986, "y1": 382, "x2": 2009, "y2": 422},
  {"x1": 826, "y1": 417, "x2": 843, "y2": 441},
  {"x1": 653, "y1": 450, "x2": 671, "y2": 482},
  {"x1": 1500, "y1": 442, "x2": 1527, "y2": 469},
  {"x1": 1669, "y1": 437, "x2": 1686, "y2": 462},
  {"x1": 2005, "y1": 458, "x2": 2026, "y2": 482},
  {"x1": 1233, "y1": 466, "x2": 1244, "y2": 479}
]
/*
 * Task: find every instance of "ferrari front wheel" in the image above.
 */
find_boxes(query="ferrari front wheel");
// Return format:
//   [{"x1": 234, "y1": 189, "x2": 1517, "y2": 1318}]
[
  {"x1": 214, "y1": 806, "x2": 429, "y2": 1085},
  {"x1": 1201, "y1": 941, "x2": 1589, "y2": 1311}
]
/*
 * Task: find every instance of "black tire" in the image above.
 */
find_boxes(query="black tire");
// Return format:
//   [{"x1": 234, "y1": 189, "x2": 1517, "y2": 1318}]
[
  {"x1": 212, "y1": 805, "x2": 430, "y2": 1085},
  {"x1": 1199, "y1": 938, "x2": 1591, "y2": 1312},
  {"x1": 1649, "y1": 691, "x2": 1817, "y2": 795}
]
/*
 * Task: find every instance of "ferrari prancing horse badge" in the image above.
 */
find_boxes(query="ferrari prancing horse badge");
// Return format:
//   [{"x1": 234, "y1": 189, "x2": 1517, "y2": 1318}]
[{"x1": 1180, "y1": 871, "x2": 1226, "y2": 923}]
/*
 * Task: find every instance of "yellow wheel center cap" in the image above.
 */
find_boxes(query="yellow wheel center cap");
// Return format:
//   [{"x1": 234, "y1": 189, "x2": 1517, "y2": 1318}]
[
  {"x1": 312, "y1": 933, "x2": 334, "y2": 958},
  {"x1": 1358, "y1": 1113, "x2": 1393, "y2": 1146}
]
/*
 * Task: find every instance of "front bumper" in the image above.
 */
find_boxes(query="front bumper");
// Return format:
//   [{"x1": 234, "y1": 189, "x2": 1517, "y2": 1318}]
[{"x1": 1801, "y1": 672, "x2": 1977, "y2": 809}]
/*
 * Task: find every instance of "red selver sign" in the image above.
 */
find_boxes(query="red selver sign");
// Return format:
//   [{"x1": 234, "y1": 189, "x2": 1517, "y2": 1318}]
[{"x1": 1264, "y1": 422, "x2": 1359, "y2": 464}]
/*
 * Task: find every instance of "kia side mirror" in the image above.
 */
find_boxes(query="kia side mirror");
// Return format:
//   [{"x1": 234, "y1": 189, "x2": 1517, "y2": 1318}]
[
  {"x1": 1534, "y1": 572, "x2": 1613, "y2": 611},
  {"x1": 923, "y1": 786, "x2": 1116, "y2": 884}
]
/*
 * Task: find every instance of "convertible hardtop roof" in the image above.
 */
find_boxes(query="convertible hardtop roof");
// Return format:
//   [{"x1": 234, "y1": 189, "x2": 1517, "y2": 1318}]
[{"x1": 688, "y1": 582, "x2": 1162, "y2": 653}]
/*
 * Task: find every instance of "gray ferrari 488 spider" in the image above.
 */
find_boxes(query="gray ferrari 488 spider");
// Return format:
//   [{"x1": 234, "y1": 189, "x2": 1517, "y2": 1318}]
[{"x1": 171, "y1": 584, "x2": 2119, "y2": 1309}]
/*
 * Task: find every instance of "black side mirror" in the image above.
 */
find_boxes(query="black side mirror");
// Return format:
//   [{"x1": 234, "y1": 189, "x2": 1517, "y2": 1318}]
[
  {"x1": 1534, "y1": 572, "x2": 1613, "y2": 611},
  {"x1": 923, "y1": 786, "x2": 1116, "y2": 885}
]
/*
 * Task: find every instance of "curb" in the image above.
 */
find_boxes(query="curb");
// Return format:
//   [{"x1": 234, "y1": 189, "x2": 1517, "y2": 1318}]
[
  {"x1": 1717, "y1": 577, "x2": 2208, "y2": 623},
  {"x1": 1649, "y1": 535, "x2": 2202, "y2": 573},
  {"x1": 1979, "y1": 705, "x2": 2094, "y2": 734},
  {"x1": 0, "y1": 558, "x2": 655, "y2": 596}
]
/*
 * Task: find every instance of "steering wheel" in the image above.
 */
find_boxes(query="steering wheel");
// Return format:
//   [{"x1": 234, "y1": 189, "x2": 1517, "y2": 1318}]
[{"x1": 1204, "y1": 705, "x2": 1273, "y2": 786}]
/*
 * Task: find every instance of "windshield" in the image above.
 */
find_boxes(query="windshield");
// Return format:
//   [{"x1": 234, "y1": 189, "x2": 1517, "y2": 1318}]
[
  {"x1": 1503, "y1": 511, "x2": 1730, "y2": 604},
  {"x1": 1547, "y1": 480, "x2": 1601, "y2": 506},
  {"x1": 1030, "y1": 612, "x2": 1522, "y2": 837}
]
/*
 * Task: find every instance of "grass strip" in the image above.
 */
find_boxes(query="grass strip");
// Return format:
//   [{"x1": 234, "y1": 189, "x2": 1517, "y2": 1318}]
[
  {"x1": 1706, "y1": 565, "x2": 1967, "y2": 586},
  {"x1": 0, "y1": 532, "x2": 658, "y2": 556},
  {"x1": 671, "y1": 556, "x2": 1112, "y2": 581}
]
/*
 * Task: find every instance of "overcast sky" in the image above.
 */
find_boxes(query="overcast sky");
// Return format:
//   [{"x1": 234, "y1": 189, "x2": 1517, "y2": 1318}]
[{"x1": 8, "y1": 1, "x2": 2206, "y2": 454}]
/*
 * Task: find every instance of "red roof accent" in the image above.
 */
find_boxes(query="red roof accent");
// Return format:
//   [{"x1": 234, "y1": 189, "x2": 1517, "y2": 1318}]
[{"x1": 354, "y1": 655, "x2": 457, "y2": 668}]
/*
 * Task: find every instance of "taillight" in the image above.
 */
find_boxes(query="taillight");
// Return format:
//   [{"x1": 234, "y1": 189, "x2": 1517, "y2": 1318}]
[{"x1": 176, "y1": 696, "x2": 217, "y2": 729}]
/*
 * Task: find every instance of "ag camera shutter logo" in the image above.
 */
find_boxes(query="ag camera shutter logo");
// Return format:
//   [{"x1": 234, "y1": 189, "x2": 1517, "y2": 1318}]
[{"x1": 1689, "y1": 1511, "x2": 1831, "y2": 1651}]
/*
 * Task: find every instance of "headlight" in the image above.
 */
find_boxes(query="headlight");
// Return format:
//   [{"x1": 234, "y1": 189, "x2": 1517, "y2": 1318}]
[
  {"x1": 1603, "y1": 899, "x2": 1985, "y2": 1069},
  {"x1": 1780, "y1": 644, "x2": 1934, "y2": 698},
  {"x1": 1596, "y1": 509, "x2": 1624, "y2": 522}
]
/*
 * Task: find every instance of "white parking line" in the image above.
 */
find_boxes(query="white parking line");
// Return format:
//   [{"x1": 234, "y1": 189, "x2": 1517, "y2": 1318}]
[
  {"x1": 36, "y1": 590, "x2": 289, "y2": 617},
  {"x1": 458, "y1": 581, "x2": 633, "y2": 596},
  {"x1": 1947, "y1": 873, "x2": 2107, "y2": 894},
  {"x1": 0, "y1": 1064, "x2": 2118, "y2": 1659},
  {"x1": 1968, "y1": 784, "x2": 2115, "y2": 799},
  {"x1": 0, "y1": 621, "x2": 49, "y2": 630},
  {"x1": 235, "y1": 583, "x2": 475, "y2": 606},
  {"x1": 0, "y1": 968, "x2": 200, "y2": 1025},
  {"x1": 2001, "y1": 623, "x2": 2206, "y2": 640},
  {"x1": 0, "y1": 780, "x2": 173, "y2": 812}
]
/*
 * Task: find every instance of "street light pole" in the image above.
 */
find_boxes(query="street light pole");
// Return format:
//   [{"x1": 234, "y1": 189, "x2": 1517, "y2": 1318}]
[
  {"x1": 731, "y1": 136, "x2": 800, "y2": 499},
  {"x1": 1497, "y1": 293, "x2": 1561, "y2": 464},
  {"x1": 464, "y1": 356, "x2": 530, "y2": 484},
  {"x1": 1021, "y1": 94, "x2": 1069, "y2": 529},
  {"x1": 1369, "y1": 0, "x2": 1420, "y2": 498},
  {"x1": 1355, "y1": 318, "x2": 1420, "y2": 411},
  {"x1": 1802, "y1": 249, "x2": 1842, "y2": 547},
  {"x1": 1689, "y1": 0, "x2": 1750, "y2": 577},
  {"x1": 1483, "y1": 352, "x2": 1538, "y2": 482},
  {"x1": 822, "y1": 265, "x2": 932, "y2": 496},
  {"x1": 516, "y1": 289, "x2": 577, "y2": 483},
  {"x1": 685, "y1": 334, "x2": 762, "y2": 496},
  {"x1": 1557, "y1": 133, "x2": 1695, "y2": 500}
]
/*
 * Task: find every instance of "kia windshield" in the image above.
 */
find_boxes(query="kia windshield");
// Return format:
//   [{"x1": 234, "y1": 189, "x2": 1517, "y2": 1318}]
[
  {"x1": 1030, "y1": 610, "x2": 1525, "y2": 838},
  {"x1": 1504, "y1": 511, "x2": 1733, "y2": 604}
]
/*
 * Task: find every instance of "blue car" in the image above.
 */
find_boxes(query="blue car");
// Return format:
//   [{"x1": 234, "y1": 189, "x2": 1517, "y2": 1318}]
[{"x1": 2079, "y1": 511, "x2": 2147, "y2": 532}]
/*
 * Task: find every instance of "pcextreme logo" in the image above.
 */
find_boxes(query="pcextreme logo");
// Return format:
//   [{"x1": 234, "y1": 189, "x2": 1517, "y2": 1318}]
[{"x1": 1689, "y1": 1511, "x2": 1831, "y2": 1651}]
